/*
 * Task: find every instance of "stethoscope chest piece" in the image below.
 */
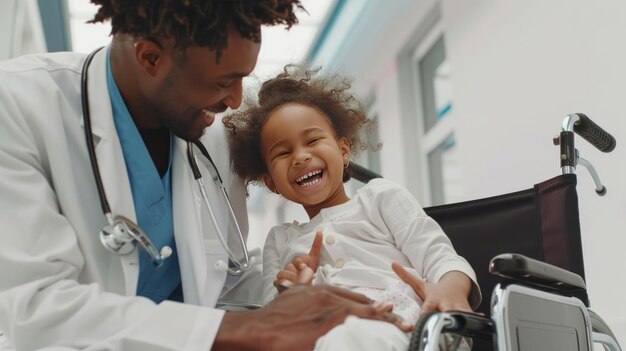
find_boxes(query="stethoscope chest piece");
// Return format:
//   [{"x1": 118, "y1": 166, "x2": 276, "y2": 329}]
[
  {"x1": 100, "y1": 218, "x2": 136, "y2": 256},
  {"x1": 99, "y1": 215, "x2": 172, "y2": 267}
]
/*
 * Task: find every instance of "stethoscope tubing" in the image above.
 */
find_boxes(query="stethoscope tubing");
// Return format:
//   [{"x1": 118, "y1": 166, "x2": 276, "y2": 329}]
[
  {"x1": 82, "y1": 47, "x2": 111, "y2": 216},
  {"x1": 187, "y1": 141, "x2": 251, "y2": 275}
]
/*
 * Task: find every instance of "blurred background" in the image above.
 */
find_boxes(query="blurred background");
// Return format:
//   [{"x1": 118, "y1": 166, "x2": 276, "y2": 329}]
[{"x1": 2, "y1": 0, "x2": 624, "y2": 345}]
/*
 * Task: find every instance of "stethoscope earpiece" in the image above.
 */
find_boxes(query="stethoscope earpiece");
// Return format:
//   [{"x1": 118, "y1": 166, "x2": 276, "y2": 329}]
[{"x1": 160, "y1": 246, "x2": 173, "y2": 259}]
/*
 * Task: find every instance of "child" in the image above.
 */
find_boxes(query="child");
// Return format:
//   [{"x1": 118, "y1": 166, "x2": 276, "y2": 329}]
[{"x1": 223, "y1": 66, "x2": 480, "y2": 350}]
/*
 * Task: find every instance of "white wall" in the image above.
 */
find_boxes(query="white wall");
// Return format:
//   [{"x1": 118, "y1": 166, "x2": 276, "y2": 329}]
[
  {"x1": 311, "y1": 0, "x2": 626, "y2": 344},
  {"x1": 442, "y1": 0, "x2": 626, "y2": 341}
]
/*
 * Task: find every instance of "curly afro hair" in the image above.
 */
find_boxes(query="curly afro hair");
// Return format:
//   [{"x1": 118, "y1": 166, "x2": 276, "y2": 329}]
[
  {"x1": 89, "y1": 0, "x2": 303, "y2": 60},
  {"x1": 223, "y1": 65, "x2": 379, "y2": 189}
]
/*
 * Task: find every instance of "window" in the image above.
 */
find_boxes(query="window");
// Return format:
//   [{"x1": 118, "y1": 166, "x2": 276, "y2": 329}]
[
  {"x1": 411, "y1": 22, "x2": 462, "y2": 205},
  {"x1": 418, "y1": 35, "x2": 452, "y2": 133},
  {"x1": 361, "y1": 96, "x2": 382, "y2": 174},
  {"x1": 346, "y1": 94, "x2": 382, "y2": 193}
]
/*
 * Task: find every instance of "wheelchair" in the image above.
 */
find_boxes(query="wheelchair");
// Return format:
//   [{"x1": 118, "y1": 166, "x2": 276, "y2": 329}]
[{"x1": 349, "y1": 113, "x2": 621, "y2": 351}]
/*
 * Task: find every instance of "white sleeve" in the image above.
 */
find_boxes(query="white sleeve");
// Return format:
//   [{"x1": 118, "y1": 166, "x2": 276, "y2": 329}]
[
  {"x1": 375, "y1": 180, "x2": 482, "y2": 309},
  {"x1": 261, "y1": 226, "x2": 287, "y2": 305},
  {"x1": 0, "y1": 77, "x2": 223, "y2": 350}
]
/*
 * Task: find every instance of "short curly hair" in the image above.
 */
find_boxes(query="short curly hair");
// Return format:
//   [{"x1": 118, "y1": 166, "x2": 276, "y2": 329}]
[
  {"x1": 89, "y1": 0, "x2": 303, "y2": 60},
  {"x1": 223, "y1": 65, "x2": 379, "y2": 188}
]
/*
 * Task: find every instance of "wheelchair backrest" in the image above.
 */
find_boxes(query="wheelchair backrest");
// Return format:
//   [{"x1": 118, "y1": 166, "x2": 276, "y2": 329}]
[{"x1": 423, "y1": 173, "x2": 586, "y2": 316}]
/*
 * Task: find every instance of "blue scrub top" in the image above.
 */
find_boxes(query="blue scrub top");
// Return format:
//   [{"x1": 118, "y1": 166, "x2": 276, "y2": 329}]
[{"x1": 106, "y1": 49, "x2": 183, "y2": 303}]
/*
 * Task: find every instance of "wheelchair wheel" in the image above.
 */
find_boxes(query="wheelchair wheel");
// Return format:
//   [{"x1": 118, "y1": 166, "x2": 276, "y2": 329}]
[
  {"x1": 409, "y1": 312, "x2": 438, "y2": 351},
  {"x1": 588, "y1": 309, "x2": 620, "y2": 344}
]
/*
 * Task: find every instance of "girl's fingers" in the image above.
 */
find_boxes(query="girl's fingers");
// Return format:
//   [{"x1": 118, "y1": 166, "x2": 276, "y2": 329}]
[
  {"x1": 419, "y1": 301, "x2": 437, "y2": 315},
  {"x1": 391, "y1": 262, "x2": 428, "y2": 300},
  {"x1": 309, "y1": 231, "x2": 324, "y2": 258},
  {"x1": 276, "y1": 270, "x2": 298, "y2": 282},
  {"x1": 293, "y1": 256, "x2": 305, "y2": 267},
  {"x1": 372, "y1": 301, "x2": 394, "y2": 314},
  {"x1": 296, "y1": 266, "x2": 314, "y2": 284},
  {"x1": 285, "y1": 262, "x2": 298, "y2": 273}
]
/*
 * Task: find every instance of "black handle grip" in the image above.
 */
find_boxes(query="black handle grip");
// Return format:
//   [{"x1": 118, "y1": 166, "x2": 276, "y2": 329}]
[
  {"x1": 347, "y1": 162, "x2": 382, "y2": 183},
  {"x1": 448, "y1": 312, "x2": 495, "y2": 339},
  {"x1": 573, "y1": 113, "x2": 616, "y2": 152}
]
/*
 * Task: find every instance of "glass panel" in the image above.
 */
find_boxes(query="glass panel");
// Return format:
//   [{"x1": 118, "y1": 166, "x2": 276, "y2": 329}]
[
  {"x1": 427, "y1": 134, "x2": 462, "y2": 205},
  {"x1": 418, "y1": 35, "x2": 453, "y2": 132},
  {"x1": 364, "y1": 113, "x2": 381, "y2": 174}
]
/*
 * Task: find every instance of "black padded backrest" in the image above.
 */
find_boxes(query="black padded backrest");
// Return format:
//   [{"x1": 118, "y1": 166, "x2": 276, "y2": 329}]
[{"x1": 424, "y1": 174, "x2": 585, "y2": 316}]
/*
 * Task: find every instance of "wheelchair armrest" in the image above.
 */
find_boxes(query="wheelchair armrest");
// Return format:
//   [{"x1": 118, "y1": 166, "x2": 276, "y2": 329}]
[{"x1": 489, "y1": 253, "x2": 586, "y2": 291}]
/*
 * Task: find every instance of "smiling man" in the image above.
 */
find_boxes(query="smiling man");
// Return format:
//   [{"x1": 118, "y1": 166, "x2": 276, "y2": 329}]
[{"x1": 0, "y1": 1, "x2": 405, "y2": 350}]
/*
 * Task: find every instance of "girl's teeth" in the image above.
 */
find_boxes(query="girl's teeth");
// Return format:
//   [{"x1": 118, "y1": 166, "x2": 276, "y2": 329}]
[
  {"x1": 300, "y1": 177, "x2": 322, "y2": 187},
  {"x1": 296, "y1": 170, "x2": 322, "y2": 182}
]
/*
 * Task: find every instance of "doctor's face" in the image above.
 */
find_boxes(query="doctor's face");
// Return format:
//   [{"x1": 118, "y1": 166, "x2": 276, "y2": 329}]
[{"x1": 145, "y1": 30, "x2": 260, "y2": 140}]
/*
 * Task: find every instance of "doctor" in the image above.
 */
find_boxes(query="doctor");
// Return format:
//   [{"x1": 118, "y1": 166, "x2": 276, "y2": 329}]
[{"x1": 0, "y1": 1, "x2": 405, "y2": 350}]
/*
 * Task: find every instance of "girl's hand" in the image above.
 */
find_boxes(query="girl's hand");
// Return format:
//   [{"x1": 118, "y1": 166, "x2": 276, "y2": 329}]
[
  {"x1": 273, "y1": 231, "x2": 323, "y2": 292},
  {"x1": 391, "y1": 262, "x2": 473, "y2": 314}
]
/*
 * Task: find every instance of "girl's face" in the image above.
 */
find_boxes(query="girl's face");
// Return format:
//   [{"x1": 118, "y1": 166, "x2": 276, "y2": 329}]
[{"x1": 260, "y1": 103, "x2": 351, "y2": 218}]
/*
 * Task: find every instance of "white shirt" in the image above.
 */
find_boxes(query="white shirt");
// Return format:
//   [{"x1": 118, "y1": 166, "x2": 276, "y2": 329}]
[{"x1": 262, "y1": 178, "x2": 481, "y2": 307}]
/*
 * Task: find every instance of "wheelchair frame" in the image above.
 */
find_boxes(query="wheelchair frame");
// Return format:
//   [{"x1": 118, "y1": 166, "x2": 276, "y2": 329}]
[{"x1": 349, "y1": 113, "x2": 620, "y2": 351}]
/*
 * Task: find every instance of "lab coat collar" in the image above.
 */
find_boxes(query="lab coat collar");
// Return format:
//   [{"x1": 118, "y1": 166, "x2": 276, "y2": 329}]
[
  {"x1": 172, "y1": 138, "x2": 206, "y2": 304},
  {"x1": 85, "y1": 46, "x2": 140, "y2": 295},
  {"x1": 171, "y1": 138, "x2": 228, "y2": 306}
]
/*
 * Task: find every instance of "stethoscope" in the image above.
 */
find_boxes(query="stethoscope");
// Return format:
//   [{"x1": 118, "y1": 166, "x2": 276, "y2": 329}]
[{"x1": 81, "y1": 47, "x2": 251, "y2": 275}]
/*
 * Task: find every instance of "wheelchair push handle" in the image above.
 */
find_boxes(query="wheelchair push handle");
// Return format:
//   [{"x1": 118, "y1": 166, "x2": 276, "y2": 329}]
[
  {"x1": 556, "y1": 113, "x2": 615, "y2": 195},
  {"x1": 570, "y1": 113, "x2": 616, "y2": 153}
]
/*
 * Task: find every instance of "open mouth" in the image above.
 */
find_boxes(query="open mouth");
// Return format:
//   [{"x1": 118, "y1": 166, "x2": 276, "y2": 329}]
[
  {"x1": 295, "y1": 169, "x2": 324, "y2": 187},
  {"x1": 200, "y1": 109, "x2": 216, "y2": 126}
]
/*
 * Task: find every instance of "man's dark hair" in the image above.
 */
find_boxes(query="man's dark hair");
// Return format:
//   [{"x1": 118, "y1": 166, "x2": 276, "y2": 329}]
[{"x1": 89, "y1": 0, "x2": 303, "y2": 59}]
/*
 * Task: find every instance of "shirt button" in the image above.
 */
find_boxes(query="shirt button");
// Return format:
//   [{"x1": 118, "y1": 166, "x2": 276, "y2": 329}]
[
  {"x1": 335, "y1": 259, "x2": 345, "y2": 268},
  {"x1": 325, "y1": 234, "x2": 335, "y2": 245}
]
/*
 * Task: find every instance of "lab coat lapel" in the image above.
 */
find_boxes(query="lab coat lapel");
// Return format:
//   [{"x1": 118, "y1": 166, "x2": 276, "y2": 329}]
[
  {"x1": 85, "y1": 47, "x2": 139, "y2": 296},
  {"x1": 172, "y1": 138, "x2": 227, "y2": 306}
]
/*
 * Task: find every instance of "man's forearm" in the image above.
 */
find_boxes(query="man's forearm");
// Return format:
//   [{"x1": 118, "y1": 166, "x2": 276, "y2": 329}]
[
  {"x1": 213, "y1": 310, "x2": 264, "y2": 351},
  {"x1": 212, "y1": 284, "x2": 408, "y2": 351}
]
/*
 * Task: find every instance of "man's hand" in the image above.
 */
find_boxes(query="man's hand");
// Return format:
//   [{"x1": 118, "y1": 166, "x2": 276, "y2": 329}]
[
  {"x1": 273, "y1": 231, "x2": 323, "y2": 290},
  {"x1": 392, "y1": 262, "x2": 473, "y2": 314},
  {"x1": 214, "y1": 285, "x2": 411, "y2": 351}
]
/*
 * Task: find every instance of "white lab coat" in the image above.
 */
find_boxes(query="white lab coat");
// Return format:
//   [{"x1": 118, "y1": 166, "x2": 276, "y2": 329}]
[{"x1": 0, "y1": 49, "x2": 260, "y2": 350}]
